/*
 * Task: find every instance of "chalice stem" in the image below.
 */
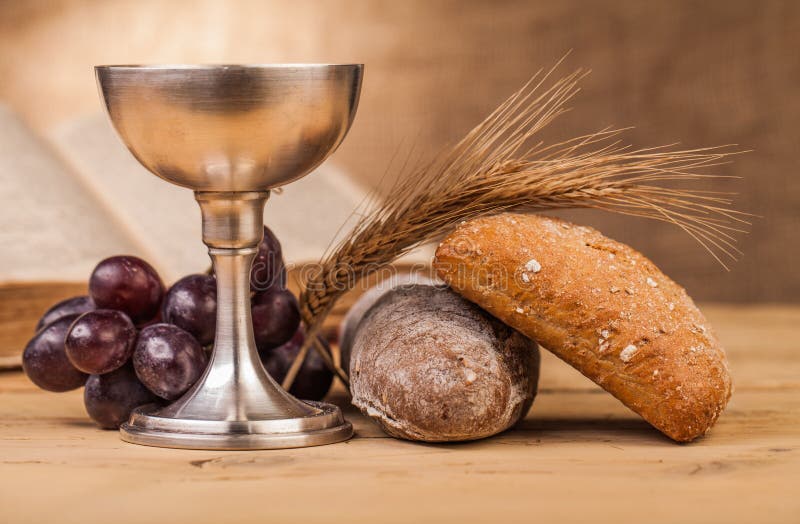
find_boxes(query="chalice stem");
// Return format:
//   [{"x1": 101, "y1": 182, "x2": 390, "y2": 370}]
[
  {"x1": 207, "y1": 247, "x2": 260, "y2": 420},
  {"x1": 178, "y1": 191, "x2": 314, "y2": 420}
]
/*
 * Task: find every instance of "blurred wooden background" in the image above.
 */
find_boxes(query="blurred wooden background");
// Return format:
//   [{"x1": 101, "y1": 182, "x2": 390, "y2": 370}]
[{"x1": 0, "y1": 0, "x2": 796, "y2": 303}]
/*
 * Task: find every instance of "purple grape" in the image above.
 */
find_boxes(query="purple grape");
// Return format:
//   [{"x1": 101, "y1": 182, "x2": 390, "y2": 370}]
[
  {"x1": 262, "y1": 328, "x2": 333, "y2": 401},
  {"x1": 65, "y1": 309, "x2": 136, "y2": 374},
  {"x1": 23, "y1": 314, "x2": 88, "y2": 392},
  {"x1": 35, "y1": 295, "x2": 95, "y2": 332},
  {"x1": 251, "y1": 287, "x2": 301, "y2": 351},
  {"x1": 89, "y1": 255, "x2": 164, "y2": 325},
  {"x1": 162, "y1": 274, "x2": 217, "y2": 346},
  {"x1": 250, "y1": 226, "x2": 287, "y2": 292},
  {"x1": 133, "y1": 324, "x2": 208, "y2": 400},
  {"x1": 84, "y1": 364, "x2": 160, "y2": 429}
]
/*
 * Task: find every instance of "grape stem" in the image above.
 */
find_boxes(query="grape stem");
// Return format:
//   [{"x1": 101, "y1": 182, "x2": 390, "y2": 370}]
[{"x1": 281, "y1": 324, "x2": 349, "y2": 390}]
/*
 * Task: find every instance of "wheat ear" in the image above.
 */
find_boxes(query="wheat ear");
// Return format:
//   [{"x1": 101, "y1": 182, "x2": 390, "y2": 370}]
[{"x1": 283, "y1": 66, "x2": 747, "y2": 389}]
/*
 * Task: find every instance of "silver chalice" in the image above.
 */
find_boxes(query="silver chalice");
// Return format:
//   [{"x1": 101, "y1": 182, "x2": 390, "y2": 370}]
[{"x1": 95, "y1": 64, "x2": 362, "y2": 450}]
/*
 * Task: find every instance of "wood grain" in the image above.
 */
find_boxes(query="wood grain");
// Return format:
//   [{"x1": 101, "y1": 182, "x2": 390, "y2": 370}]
[{"x1": 0, "y1": 304, "x2": 797, "y2": 523}]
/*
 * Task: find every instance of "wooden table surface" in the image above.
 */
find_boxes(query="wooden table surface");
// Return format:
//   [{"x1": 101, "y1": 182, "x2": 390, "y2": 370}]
[{"x1": 1, "y1": 304, "x2": 798, "y2": 524}]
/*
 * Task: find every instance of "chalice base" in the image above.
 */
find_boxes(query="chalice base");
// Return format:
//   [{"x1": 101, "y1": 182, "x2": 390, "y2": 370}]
[{"x1": 120, "y1": 401, "x2": 353, "y2": 450}]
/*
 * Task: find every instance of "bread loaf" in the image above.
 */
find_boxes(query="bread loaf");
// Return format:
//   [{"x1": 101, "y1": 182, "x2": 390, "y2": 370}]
[
  {"x1": 349, "y1": 284, "x2": 540, "y2": 442},
  {"x1": 338, "y1": 272, "x2": 435, "y2": 373},
  {"x1": 434, "y1": 213, "x2": 732, "y2": 442}
]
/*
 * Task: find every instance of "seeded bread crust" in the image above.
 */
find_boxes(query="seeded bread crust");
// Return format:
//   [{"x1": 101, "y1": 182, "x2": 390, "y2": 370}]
[{"x1": 434, "y1": 213, "x2": 732, "y2": 442}]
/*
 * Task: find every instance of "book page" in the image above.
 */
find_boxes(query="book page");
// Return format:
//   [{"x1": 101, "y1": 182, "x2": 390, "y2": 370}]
[{"x1": 0, "y1": 105, "x2": 142, "y2": 283}]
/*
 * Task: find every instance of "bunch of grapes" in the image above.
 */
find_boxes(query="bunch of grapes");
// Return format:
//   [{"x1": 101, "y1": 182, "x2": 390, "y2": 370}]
[{"x1": 22, "y1": 226, "x2": 333, "y2": 429}]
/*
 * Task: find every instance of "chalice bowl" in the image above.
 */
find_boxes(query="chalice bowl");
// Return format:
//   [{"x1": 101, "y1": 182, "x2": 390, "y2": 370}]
[{"x1": 96, "y1": 64, "x2": 362, "y2": 449}]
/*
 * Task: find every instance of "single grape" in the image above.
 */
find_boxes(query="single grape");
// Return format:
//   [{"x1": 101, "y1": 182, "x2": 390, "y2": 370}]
[
  {"x1": 89, "y1": 255, "x2": 164, "y2": 325},
  {"x1": 84, "y1": 364, "x2": 160, "y2": 429},
  {"x1": 251, "y1": 287, "x2": 301, "y2": 351},
  {"x1": 133, "y1": 323, "x2": 208, "y2": 400},
  {"x1": 250, "y1": 226, "x2": 287, "y2": 292},
  {"x1": 35, "y1": 295, "x2": 95, "y2": 332},
  {"x1": 262, "y1": 328, "x2": 333, "y2": 401},
  {"x1": 161, "y1": 274, "x2": 217, "y2": 346},
  {"x1": 65, "y1": 309, "x2": 136, "y2": 374},
  {"x1": 23, "y1": 314, "x2": 88, "y2": 392}
]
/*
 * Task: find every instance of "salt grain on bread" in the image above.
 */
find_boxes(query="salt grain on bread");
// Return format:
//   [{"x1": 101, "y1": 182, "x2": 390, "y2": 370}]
[
  {"x1": 434, "y1": 213, "x2": 732, "y2": 442},
  {"x1": 349, "y1": 284, "x2": 540, "y2": 442}
]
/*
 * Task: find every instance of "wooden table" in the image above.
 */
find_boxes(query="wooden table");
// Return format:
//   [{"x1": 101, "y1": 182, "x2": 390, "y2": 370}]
[{"x1": 1, "y1": 304, "x2": 798, "y2": 524}]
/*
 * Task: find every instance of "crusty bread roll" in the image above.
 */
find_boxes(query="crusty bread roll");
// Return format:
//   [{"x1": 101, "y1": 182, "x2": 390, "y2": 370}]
[
  {"x1": 338, "y1": 272, "x2": 435, "y2": 374},
  {"x1": 350, "y1": 284, "x2": 540, "y2": 442},
  {"x1": 434, "y1": 213, "x2": 732, "y2": 442}
]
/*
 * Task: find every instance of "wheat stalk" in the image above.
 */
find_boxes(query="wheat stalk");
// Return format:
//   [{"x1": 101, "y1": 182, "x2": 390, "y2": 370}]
[{"x1": 281, "y1": 65, "x2": 748, "y2": 390}]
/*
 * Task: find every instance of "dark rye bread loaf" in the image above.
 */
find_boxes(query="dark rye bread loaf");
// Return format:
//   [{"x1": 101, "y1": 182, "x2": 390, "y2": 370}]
[
  {"x1": 338, "y1": 272, "x2": 435, "y2": 374},
  {"x1": 349, "y1": 284, "x2": 540, "y2": 442},
  {"x1": 434, "y1": 213, "x2": 732, "y2": 442}
]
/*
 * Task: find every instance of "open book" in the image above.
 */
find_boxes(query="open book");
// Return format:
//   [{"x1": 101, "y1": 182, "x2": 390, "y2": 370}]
[{"x1": 0, "y1": 105, "x2": 432, "y2": 361}]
